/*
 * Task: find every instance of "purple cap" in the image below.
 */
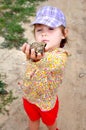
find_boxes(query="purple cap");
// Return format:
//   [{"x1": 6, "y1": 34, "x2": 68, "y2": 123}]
[{"x1": 31, "y1": 6, "x2": 66, "y2": 28}]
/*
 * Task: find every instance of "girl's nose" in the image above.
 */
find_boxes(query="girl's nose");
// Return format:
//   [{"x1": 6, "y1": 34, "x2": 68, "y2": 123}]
[{"x1": 42, "y1": 32, "x2": 47, "y2": 37}]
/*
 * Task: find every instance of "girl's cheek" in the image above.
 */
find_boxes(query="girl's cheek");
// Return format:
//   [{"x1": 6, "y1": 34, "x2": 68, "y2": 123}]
[
  {"x1": 35, "y1": 35, "x2": 41, "y2": 42},
  {"x1": 34, "y1": 33, "x2": 38, "y2": 40}
]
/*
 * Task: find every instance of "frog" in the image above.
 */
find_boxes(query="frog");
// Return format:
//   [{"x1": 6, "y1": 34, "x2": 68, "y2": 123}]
[{"x1": 30, "y1": 42, "x2": 46, "y2": 57}]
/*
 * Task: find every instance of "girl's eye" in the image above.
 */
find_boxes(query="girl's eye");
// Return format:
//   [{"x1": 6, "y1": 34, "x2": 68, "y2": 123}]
[
  {"x1": 36, "y1": 29, "x2": 42, "y2": 32},
  {"x1": 49, "y1": 27, "x2": 54, "y2": 30}
]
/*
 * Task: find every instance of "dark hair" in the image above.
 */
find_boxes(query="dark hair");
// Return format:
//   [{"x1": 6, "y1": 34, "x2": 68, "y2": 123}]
[
  {"x1": 60, "y1": 26, "x2": 68, "y2": 48},
  {"x1": 60, "y1": 38, "x2": 67, "y2": 48}
]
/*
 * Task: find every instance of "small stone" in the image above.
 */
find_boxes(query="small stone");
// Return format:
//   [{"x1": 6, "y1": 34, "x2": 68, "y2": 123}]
[{"x1": 5, "y1": 105, "x2": 10, "y2": 111}]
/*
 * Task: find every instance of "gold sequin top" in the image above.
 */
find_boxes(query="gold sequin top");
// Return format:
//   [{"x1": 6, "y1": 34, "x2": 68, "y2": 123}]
[{"x1": 23, "y1": 48, "x2": 69, "y2": 111}]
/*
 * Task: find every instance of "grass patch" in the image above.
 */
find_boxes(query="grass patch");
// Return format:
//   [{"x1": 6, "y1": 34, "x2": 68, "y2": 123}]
[
  {"x1": 0, "y1": 78, "x2": 18, "y2": 115},
  {"x1": 0, "y1": 0, "x2": 46, "y2": 49}
]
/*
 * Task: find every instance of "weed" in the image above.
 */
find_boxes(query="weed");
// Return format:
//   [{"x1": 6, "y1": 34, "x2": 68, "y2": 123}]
[
  {"x1": 0, "y1": 79, "x2": 18, "y2": 115},
  {"x1": 0, "y1": 0, "x2": 46, "y2": 49}
]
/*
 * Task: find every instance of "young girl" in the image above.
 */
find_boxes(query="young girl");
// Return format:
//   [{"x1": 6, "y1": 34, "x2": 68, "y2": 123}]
[{"x1": 22, "y1": 6, "x2": 69, "y2": 130}]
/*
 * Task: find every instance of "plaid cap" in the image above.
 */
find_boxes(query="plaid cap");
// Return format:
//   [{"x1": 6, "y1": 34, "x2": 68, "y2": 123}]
[{"x1": 31, "y1": 6, "x2": 66, "y2": 28}]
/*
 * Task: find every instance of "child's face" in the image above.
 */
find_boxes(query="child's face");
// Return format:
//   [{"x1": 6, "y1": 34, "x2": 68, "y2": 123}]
[{"x1": 34, "y1": 24, "x2": 66, "y2": 51}]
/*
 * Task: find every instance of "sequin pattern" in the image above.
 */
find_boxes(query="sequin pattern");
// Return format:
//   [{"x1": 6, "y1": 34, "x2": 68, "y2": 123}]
[{"x1": 23, "y1": 48, "x2": 68, "y2": 111}]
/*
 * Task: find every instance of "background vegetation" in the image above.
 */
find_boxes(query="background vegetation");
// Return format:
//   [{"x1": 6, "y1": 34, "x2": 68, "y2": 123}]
[
  {"x1": 0, "y1": 79, "x2": 18, "y2": 115},
  {"x1": 0, "y1": 0, "x2": 46, "y2": 49},
  {"x1": 0, "y1": 0, "x2": 46, "y2": 114}
]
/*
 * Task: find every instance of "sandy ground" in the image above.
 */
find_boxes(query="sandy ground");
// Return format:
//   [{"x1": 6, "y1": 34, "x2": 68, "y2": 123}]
[{"x1": 0, "y1": 0, "x2": 86, "y2": 130}]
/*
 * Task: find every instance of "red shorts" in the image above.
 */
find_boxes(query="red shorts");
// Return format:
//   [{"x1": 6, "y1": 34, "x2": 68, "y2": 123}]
[{"x1": 23, "y1": 98, "x2": 59, "y2": 126}]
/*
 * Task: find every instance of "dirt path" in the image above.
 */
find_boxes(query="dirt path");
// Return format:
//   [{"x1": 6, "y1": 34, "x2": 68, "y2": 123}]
[{"x1": 0, "y1": 0, "x2": 86, "y2": 130}]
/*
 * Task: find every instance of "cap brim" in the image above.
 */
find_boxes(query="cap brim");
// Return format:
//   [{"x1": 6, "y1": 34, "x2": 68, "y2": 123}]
[{"x1": 31, "y1": 16, "x2": 65, "y2": 28}]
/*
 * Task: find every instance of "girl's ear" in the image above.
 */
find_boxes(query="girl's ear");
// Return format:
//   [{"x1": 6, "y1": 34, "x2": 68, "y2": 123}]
[{"x1": 62, "y1": 28, "x2": 68, "y2": 39}]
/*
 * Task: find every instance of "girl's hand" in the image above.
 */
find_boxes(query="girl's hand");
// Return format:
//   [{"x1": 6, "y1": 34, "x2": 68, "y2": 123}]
[
  {"x1": 22, "y1": 43, "x2": 30, "y2": 59},
  {"x1": 21, "y1": 43, "x2": 44, "y2": 62}
]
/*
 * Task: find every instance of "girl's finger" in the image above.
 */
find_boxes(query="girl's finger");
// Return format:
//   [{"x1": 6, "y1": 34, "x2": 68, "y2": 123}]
[
  {"x1": 36, "y1": 53, "x2": 44, "y2": 60},
  {"x1": 25, "y1": 45, "x2": 31, "y2": 60},
  {"x1": 21, "y1": 43, "x2": 27, "y2": 53},
  {"x1": 44, "y1": 44, "x2": 49, "y2": 52},
  {"x1": 30, "y1": 49, "x2": 36, "y2": 59}
]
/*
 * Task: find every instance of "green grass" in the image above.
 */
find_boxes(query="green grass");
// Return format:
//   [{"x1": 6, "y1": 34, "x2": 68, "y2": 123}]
[
  {"x1": 0, "y1": 0, "x2": 46, "y2": 49},
  {"x1": 0, "y1": 79, "x2": 18, "y2": 115}
]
